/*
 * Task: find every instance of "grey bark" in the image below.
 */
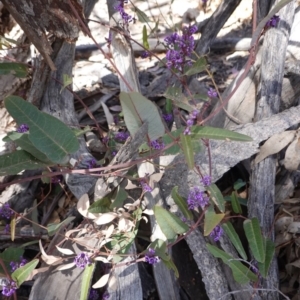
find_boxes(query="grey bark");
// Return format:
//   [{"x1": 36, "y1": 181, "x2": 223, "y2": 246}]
[{"x1": 247, "y1": 2, "x2": 296, "y2": 299}]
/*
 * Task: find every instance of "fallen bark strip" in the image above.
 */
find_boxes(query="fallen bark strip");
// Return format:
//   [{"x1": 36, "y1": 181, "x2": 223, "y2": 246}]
[{"x1": 247, "y1": 2, "x2": 296, "y2": 299}]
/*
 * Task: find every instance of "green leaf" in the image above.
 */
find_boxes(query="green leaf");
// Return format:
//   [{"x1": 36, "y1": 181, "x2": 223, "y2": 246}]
[
  {"x1": 166, "y1": 98, "x2": 172, "y2": 114},
  {"x1": 207, "y1": 244, "x2": 257, "y2": 284},
  {"x1": 120, "y1": 92, "x2": 165, "y2": 141},
  {"x1": 148, "y1": 239, "x2": 170, "y2": 261},
  {"x1": 171, "y1": 186, "x2": 193, "y2": 220},
  {"x1": 203, "y1": 206, "x2": 225, "y2": 236},
  {"x1": 110, "y1": 186, "x2": 128, "y2": 209},
  {"x1": 47, "y1": 217, "x2": 75, "y2": 237},
  {"x1": 162, "y1": 128, "x2": 182, "y2": 155},
  {"x1": 161, "y1": 258, "x2": 179, "y2": 278},
  {"x1": 5, "y1": 96, "x2": 79, "y2": 164},
  {"x1": 184, "y1": 57, "x2": 207, "y2": 76},
  {"x1": 0, "y1": 150, "x2": 47, "y2": 176},
  {"x1": 60, "y1": 74, "x2": 72, "y2": 93},
  {"x1": 88, "y1": 194, "x2": 112, "y2": 213},
  {"x1": 133, "y1": 6, "x2": 151, "y2": 23},
  {"x1": 12, "y1": 259, "x2": 39, "y2": 286},
  {"x1": 224, "y1": 195, "x2": 247, "y2": 206},
  {"x1": 6, "y1": 132, "x2": 51, "y2": 163},
  {"x1": 163, "y1": 87, "x2": 194, "y2": 112},
  {"x1": 233, "y1": 179, "x2": 246, "y2": 191},
  {"x1": 243, "y1": 218, "x2": 265, "y2": 263},
  {"x1": 0, "y1": 36, "x2": 18, "y2": 49},
  {"x1": 0, "y1": 62, "x2": 27, "y2": 78},
  {"x1": 0, "y1": 247, "x2": 24, "y2": 274},
  {"x1": 142, "y1": 25, "x2": 149, "y2": 50},
  {"x1": 222, "y1": 222, "x2": 247, "y2": 260},
  {"x1": 258, "y1": 238, "x2": 275, "y2": 278},
  {"x1": 180, "y1": 133, "x2": 194, "y2": 169},
  {"x1": 80, "y1": 263, "x2": 96, "y2": 300},
  {"x1": 153, "y1": 206, "x2": 189, "y2": 241},
  {"x1": 206, "y1": 184, "x2": 225, "y2": 213},
  {"x1": 230, "y1": 191, "x2": 242, "y2": 214},
  {"x1": 191, "y1": 126, "x2": 253, "y2": 141}
]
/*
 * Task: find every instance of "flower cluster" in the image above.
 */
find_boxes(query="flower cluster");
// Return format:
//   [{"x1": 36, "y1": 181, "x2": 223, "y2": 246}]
[
  {"x1": 187, "y1": 187, "x2": 209, "y2": 210},
  {"x1": 164, "y1": 25, "x2": 197, "y2": 72},
  {"x1": 162, "y1": 113, "x2": 173, "y2": 123},
  {"x1": 145, "y1": 248, "x2": 160, "y2": 265},
  {"x1": 89, "y1": 289, "x2": 99, "y2": 300},
  {"x1": 2, "y1": 279, "x2": 17, "y2": 297},
  {"x1": 86, "y1": 158, "x2": 100, "y2": 169},
  {"x1": 115, "y1": 131, "x2": 130, "y2": 142},
  {"x1": 141, "y1": 51, "x2": 150, "y2": 59},
  {"x1": 265, "y1": 15, "x2": 280, "y2": 28},
  {"x1": 201, "y1": 175, "x2": 212, "y2": 187},
  {"x1": 184, "y1": 110, "x2": 198, "y2": 135},
  {"x1": 141, "y1": 179, "x2": 152, "y2": 193},
  {"x1": 102, "y1": 291, "x2": 110, "y2": 300},
  {"x1": 10, "y1": 257, "x2": 27, "y2": 272},
  {"x1": 150, "y1": 139, "x2": 164, "y2": 150},
  {"x1": 114, "y1": 0, "x2": 134, "y2": 27},
  {"x1": 74, "y1": 252, "x2": 91, "y2": 269},
  {"x1": 0, "y1": 203, "x2": 14, "y2": 220},
  {"x1": 207, "y1": 88, "x2": 217, "y2": 98},
  {"x1": 210, "y1": 225, "x2": 223, "y2": 242},
  {"x1": 16, "y1": 123, "x2": 29, "y2": 133}
]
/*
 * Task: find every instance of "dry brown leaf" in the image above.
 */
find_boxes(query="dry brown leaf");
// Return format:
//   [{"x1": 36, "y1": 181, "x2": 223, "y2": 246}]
[
  {"x1": 26, "y1": 267, "x2": 49, "y2": 280},
  {"x1": 94, "y1": 213, "x2": 118, "y2": 225},
  {"x1": 105, "y1": 224, "x2": 115, "y2": 239},
  {"x1": 56, "y1": 246, "x2": 74, "y2": 255},
  {"x1": 94, "y1": 256, "x2": 110, "y2": 263},
  {"x1": 93, "y1": 273, "x2": 110, "y2": 288},
  {"x1": 255, "y1": 130, "x2": 296, "y2": 164},
  {"x1": 284, "y1": 138, "x2": 300, "y2": 170},
  {"x1": 55, "y1": 262, "x2": 76, "y2": 271},
  {"x1": 125, "y1": 180, "x2": 138, "y2": 190},
  {"x1": 39, "y1": 240, "x2": 61, "y2": 265},
  {"x1": 77, "y1": 194, "x2": 97, "y2": 219},
  {"x1": 287, "y1": 222, "x2": 300, "y2": 234},
  {"x1": 275, "y1": 216, "x2": 293, "y2": 233}
]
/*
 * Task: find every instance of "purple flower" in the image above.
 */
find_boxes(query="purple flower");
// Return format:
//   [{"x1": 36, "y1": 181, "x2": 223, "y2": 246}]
[
  {"x1": 162, "y1": 113, "x2": 173, "y2": 122},
  {"x1": 207, "y1": 88, "x2": 218, "y2": 98},
  {"x1": 150, "y1": 140, "x2": 164, "y2": 150},
  {"x1": 145, "y1": 248, "x2": 160, "y2": 265},
  {"x1": 51, "y1": 175, "x2": 62, "y2": 184},
  {"x1": 74, "y1": 252, "x2": 90, "y2": 269},
  {"x1": 141, "y1": 51, "x2": 150, "y2": 59},
  {"x1": 87, "y1": 158, "x2": 99, "y2": 169},
  {"x1": 141, "y1": 180, "x2": 152, "y2": 193},
  {"x1": 102, "y1": 291, "x2": 110, "y2": 300},
  {"x1": 4, "y1": 224, "x2": 10, "y2": 234},
  {"x1": 102, "y1": 136, "x2": 109, "y2": 144},
  {"x1": 10, "y1": 257, "x2": 27, "y2": 272},
  {"x1": 2, "y1": 279, "x2": 17, "y2": 297},
  {"x1": 265, "y1": 15, "x2": 280, "y2": 28},
  {"x1": 184, "y1": 127, "x2": 191, "y2": 135},
  {"x1": 0, "y1": 203, "x2": 14, "y2": 220},
  {"x1": 210, "y1": 225, "x2": 223, "y2": 242},
  {"x1": 89, "y1": 289, "x2": 99, "y2": 300},
  {"x1": 115, "y1": 131, "x2": 130, "y2": 142},
  {"x1": 114, "y1": 0, "x2": 134, "y2": 27},
  {"x1": 186, "y1": 119, "x2": 194, "y2": 126},
  {"x1": 164, "y1": 25, "x2": 197, "y2": 72},
  {"x1": 187, "y1": 187, "x2": 209, "y2": 210},
  {"x1": 16, "y1": 123, "x2": 29, "y2": 133},
  {"x1": 201, "y1": 175, "x2": 211, "y2": 187}
]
